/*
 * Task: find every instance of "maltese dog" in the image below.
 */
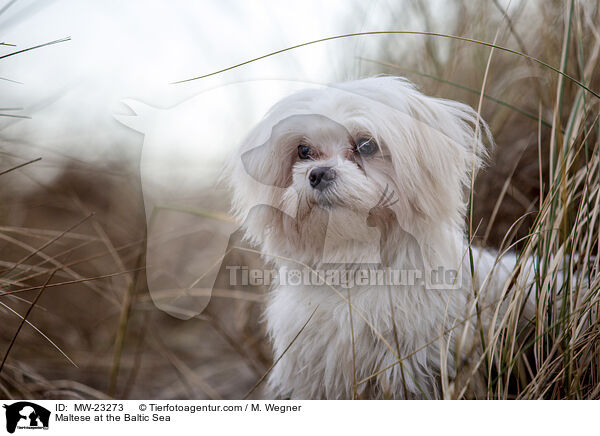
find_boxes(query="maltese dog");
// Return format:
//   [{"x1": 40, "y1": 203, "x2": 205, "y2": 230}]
[{"x1": 226, "y1": 76, "x2": 527, "y2": 399}]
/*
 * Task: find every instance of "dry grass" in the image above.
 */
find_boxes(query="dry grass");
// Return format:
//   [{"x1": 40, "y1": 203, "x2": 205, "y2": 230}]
[
  {"x1": 367, "y1": 0, "x2": 600, "y2": 399},
  {"x1": 1, "y1": 0, "x2": 599, "y2": 399}
]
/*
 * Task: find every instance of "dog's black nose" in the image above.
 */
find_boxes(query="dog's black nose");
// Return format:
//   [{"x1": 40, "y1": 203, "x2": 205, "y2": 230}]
[{"x1": 309, "y1": 167, "x2": 336, "y2": 190}]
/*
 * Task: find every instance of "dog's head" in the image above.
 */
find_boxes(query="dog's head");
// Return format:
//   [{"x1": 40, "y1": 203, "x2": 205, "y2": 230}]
[{"x1": 227, "y1": 77, "x2": 490, "y2": 265}]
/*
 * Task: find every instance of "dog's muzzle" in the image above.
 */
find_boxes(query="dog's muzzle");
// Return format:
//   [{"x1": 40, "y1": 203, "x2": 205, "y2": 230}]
[{"x1": 309, "y1": 167, "x2": 336, "y2": 191}]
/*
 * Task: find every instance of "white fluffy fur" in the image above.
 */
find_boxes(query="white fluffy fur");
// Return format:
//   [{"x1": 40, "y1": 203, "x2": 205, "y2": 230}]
[{"x1": 227, "y1": 76, "x2": 526, "y2": 399}]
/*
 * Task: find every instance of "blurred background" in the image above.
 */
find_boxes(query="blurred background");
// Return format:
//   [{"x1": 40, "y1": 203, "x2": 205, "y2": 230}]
[{"x1": 1, "y1": 0, "x2": 598, "y2": 399}]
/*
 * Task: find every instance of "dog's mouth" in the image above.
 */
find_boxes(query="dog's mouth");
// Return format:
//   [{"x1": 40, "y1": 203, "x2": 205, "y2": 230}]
[{"x1": 311, "y1": 188, "x2": 343, "y2": 209}]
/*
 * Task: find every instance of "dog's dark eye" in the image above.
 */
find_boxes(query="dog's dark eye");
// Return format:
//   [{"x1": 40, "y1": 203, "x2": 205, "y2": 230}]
[
  {"x1": 356, "y1": 138, "x2": 378, "y2": 157},
  {"x1": 298, "y1": 145, "x2": 312, "y2": 159}
]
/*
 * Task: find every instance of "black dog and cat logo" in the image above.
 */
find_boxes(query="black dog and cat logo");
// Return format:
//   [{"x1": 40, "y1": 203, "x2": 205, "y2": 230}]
[{"x1": 3, "y1": 402, "x2": 50, "y2": 433}]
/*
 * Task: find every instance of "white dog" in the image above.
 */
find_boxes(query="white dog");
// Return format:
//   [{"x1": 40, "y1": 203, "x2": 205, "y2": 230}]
[{"x1": 226, "y1": 76, "x2": 527, "y2": 399}]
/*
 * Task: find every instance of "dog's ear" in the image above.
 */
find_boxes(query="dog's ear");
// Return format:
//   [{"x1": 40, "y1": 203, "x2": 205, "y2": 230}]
[
  {"x1": 366, "y1": 77, "x2": 492, "y2": 227},
  {"x1": 224, "y1": 116, "x2": 292, "y2": 233},
  {"x1": 240, "y1": 114, "x2": 324, "y2": 189},
  {"x1": 241, "y1": 139, "x2": 292, "y2": 189}
]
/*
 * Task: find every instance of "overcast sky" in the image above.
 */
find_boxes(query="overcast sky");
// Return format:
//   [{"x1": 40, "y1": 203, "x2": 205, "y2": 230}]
[
  {"x1": 0, "y1": 1, "x2": 372, "y2": 157},
  {"x1": 0, "y1": 0, "x2": 457, "y2": 190}
]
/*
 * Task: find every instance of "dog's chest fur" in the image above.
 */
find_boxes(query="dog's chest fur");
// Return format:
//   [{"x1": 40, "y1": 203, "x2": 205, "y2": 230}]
[
  {"x1": 264, "y1": 269, "x2": 472, "y2": 399},
  {"x1": 261, "y1": 247, "x2": 514, "y2": 399}
]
